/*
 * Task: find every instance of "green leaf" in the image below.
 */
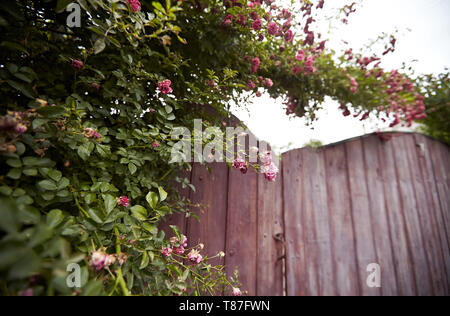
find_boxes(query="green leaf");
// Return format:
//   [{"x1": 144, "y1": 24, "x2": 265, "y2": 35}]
[
  {"x1": 152, "y1": 1, "x2": 165, "y2": 12},
  {"x1": 128, "y1": 163, "x2": 137, "y2": 175},
  {"x1": 57, "y1": 177, "x2": 70, "y2": 190},
  {"x1": 6, "y1": 158, "x2": 22, "y2": 168},
  {"x1": 8, "y1": 251, "x2": 42, "y2": 280},
  {"x1": 38, "y1": 180, "x2": 58, "y2": 191},
  {"x1": 23, "y1": 157, "x2": 40, "y2": 166},
  {"x1": 29, "y1": 224, "x2": 54, "y2": 248},
  {"x1": 94, "y1": 38, "x2": 106, "y2": 54},
  {"x1": 103, "y1": 194, "x2": 117, "y2": 214},
  {"x1": 81, "y1": 280, "x2": 103, "y2": 296},
  {"x1": 0, "y1": 186, "x2": 12, "y2": 196},
  {"x1": 14, "y1": 142, "x2": 26, "y2": 155},
  {"x1": 56, "y1": 0, "x2": 73, "y2": 12},
  {"x1": 158, "y1": 187, "x2": 168, "y2": 202},
  {"x1": 48, "y1": 169, "x2": 62, "y2": 182},
  {"x1": 146, "y1": 191, "x2": 158, "y2": 209},
  {"x1": 77, "y1": 145, "x2": 90, "y2": 161},
  {"x1": 6, "y1": 80, "x2": 36, "y2": 98},
  {"x1": 130, "y1": 205, "x2": 148, "y2": 221},
  {"x1": 23, "y1": 168, "x2": 38, "y2": 176},
  {"x1": 37, "y1": 105, "x2": 65, "y2": 118},
  {"x1": 17, "y1": 195, "x2": 33, "y2": 205},
  {"x1": 47, "y1": 209, "x2": 64, "y2": 228},
  {"x1": 140, "y1": 251, "x2": 149, "y2": 270},
  {"x1": 0, "y1": 41, "x2": 27, "y2": 54},
  {"x1": 32, "y1": 118, "x2": 48, "y2": 129},
  {"x1": 7, "y1": 168, "x2": 22, "y2": 179},
  {"x1": 84, "y1": 193, "x2": 96, "y2": 205},
  {"x1": 12, "y1": 188, "x2": 25, "y2": 197},
  {"x1": 56, "y1": 189, "x2": 70, "y2": 198},
  {"x1": 17, "y1": 205, "x2": 41, "y2": 224},
  {"x1": 87, "y1": 208, "x2": 104, "y2": 224},
  {"x1": 0, "y1": 244, "x2": 27, "y2": 269}
]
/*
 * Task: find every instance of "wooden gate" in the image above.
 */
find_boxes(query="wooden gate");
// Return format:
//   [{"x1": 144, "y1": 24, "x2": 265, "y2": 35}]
[{"x1": 162, "y1": 132, "x2": 450, "y2": 296}]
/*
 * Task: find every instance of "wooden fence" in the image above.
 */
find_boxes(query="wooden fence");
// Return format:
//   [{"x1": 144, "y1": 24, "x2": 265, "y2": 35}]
[{"x1": 161, "y1": 132, "x2": 450, "y2": 296}]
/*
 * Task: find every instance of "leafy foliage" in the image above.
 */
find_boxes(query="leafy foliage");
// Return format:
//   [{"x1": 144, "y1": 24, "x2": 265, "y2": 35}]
[{"x1": 416, "y1": 72, "x2": 450, "y2": 145}]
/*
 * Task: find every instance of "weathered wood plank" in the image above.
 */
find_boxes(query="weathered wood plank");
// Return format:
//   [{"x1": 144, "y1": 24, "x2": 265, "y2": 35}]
[
  {"x1": 362, "y1": 135, "x2": 398, "y2": 295},
  {"x1": 378, "y1": 136, "x2": 416, "y2": 295},
  {"x1": 188, "y1": 163, "x2": 228, "y2": 266},
  {"x1": 256, "y1": 166, "x2": 284, "y2": 296},
  {"x1": 345, "y1": 138, "x2": 380, "y2": 296},
  {"x1": 324, "y1": 144, "x2": 359, "y2": 296},
  {"x1": 226, "y1": 165, "x2": 258, "y2": 296},
  {"x1": 392, "y1": 135, "x2": 433, "y2": 295},
  {"x1": 412, "y1": 134, "x2": 449, "y2": 295},
  {"x1": 282, "y1": 149, "x2": 308, "y2": 296},
  {"x1": 428, "y1": 138, "x2": 450, "y2": 247}
]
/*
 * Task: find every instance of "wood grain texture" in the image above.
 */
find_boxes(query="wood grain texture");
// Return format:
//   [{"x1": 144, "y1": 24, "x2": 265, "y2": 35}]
[
  {"x1": 188, "y1": 163, "x2": 228, "y2": 266},
  {"x1": 391, "y1": 135, "x2": 432, "y2": 295},
  {"x1": 282, "y1": 149, "x2": 308, "y2": 296},
  {"x1": 257, "y1": 170, "x2": 284, "y2": 296},
  {"x1": 226, "y1": 165, "x2": 258, "y2": 296},
  {"x1": 345, "y1": 138, "x2": 379, "y2": 296},
  {"x1": 324, "y1": 144, "x2": 359, "y2": 296},
  {"x1": 377, "y1": 135, "x2": 416, "y2": 295},
  {"x1": 362, "y1": 135, "x2": 398, "y2": 296}
]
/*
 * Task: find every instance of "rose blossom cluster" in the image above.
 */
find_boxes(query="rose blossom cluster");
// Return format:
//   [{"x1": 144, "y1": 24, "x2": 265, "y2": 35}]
[
  {"x1": 260, "y1": 151, "x2": 279, "y2": 182},
  {"x1": 84, "y1": 127, "x2": 102, "y2": 140},
  {"x1": 90, "y1": 249, "x2": 128, "y2": 271},
  {"x1": 232, "y1": 287, "x2": 242, "y2": 296},
  {"x1": 162, "y1": 235, "x2": 188, "y2": 257},
  {"x1": 125, "y1": 0, "x2": 141, "y2": 12},
  {"x1": 218, "y1": 0, "x2": 426, "y2": 127},
  {"x1": 71, "y1": 59, "x2": 83, "y2": 71},
  {"x1": 347, "y1": 75, "x2": 358, "y2": 94},
  {"x1": 117, "y1": 196, "x2": 130, "y2": 207},
  {"x1": 0, "y1": 111, "x2": 28, "y2": 136},
  {"x1": 187, "y1": 249, "x2": 203, "y2": 264},
  {"x1": 233, "y1": 158, "x2": 248, "y2": 174},
  {"x1": 162, "y1": 235, "x2": 205, "y2": 265},
  {"x1": 342, "y1": 44, "x2": 426, "y2": 126},
  {"x1": 158, "y1": 79, "x2": 173, "y2": 94}
]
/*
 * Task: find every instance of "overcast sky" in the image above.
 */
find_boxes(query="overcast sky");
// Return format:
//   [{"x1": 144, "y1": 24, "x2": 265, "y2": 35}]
[{"x1": 230, "y1": 0, "x2": 450, "y2": 153}]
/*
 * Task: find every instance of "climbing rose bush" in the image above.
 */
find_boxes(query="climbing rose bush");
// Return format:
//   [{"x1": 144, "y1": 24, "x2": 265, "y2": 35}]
[{"x1": 0, "y1": 0, "x2": 434, "y2": 296}]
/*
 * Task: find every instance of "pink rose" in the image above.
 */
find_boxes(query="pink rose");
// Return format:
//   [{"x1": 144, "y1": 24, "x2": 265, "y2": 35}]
[
  {"x1": 162, "y1": 247, "x2": 173, "y2": 257},
  {"x1": 232, "y1": 287, "x2": 242, "y2": 296},
  {"x1": 251, "y1": 57, "x2": 260, "y2": 73},
  {"x1": 72, "y1": 60, "x2": 83, "y2": 70},
  {"x1": 188, "y1": 249, "x2": 203, "y2": 264},
  {"x1": 117, "y1": 196, "x2": 130, "y2": 207},
  {"x1": 265, "y1": 78, "x2": 273, "y2": 87},
  {"x1": 267, "y1": 22, "x2": 278, "y2": 35},
  {"x1": 233, "y1": 158, "x2": 246, "y2": 170},
  {"x1": 296, "y1": 50, "x2": 305, "y2": 61},
  {"x1": 158, "y1": 79, "x2": 173, "y2": 94},
  {"x1": 91, "y1": 250, "x2": 107, "y2": 270},
  {"x1": 252, "y1": 18, "x2": 262, "y2": 31},
  {"x1": 284, "y1": 30, "x2": 294, "y2": 42},
  {"x1": 126, "y1": 0, "x2": 141, "y2": 12}
]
